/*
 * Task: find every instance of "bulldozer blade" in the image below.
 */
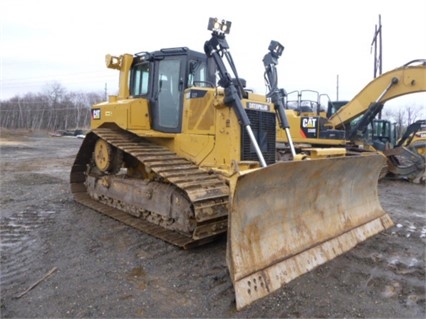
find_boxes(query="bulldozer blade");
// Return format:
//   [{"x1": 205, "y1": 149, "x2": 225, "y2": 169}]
[{"x1": 227, "y1": 153, "x2": 394, "y2": 310}]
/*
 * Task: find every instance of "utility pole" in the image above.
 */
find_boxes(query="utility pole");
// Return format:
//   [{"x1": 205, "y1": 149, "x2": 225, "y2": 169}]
[
  {"x1": 336, "y1": 74, "x2": 339, "y2": 101},
  {"x1": 104, "y1": 83, "x2": 108, "y2": 100},
  {"x1": 371, "y1": 14, "x2": 383, "y2": 117}
]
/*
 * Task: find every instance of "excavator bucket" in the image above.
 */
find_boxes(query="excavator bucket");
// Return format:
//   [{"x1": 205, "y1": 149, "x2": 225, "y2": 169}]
[{"x1": 227, "y1": 153, "x2": 393, "y2": 310}]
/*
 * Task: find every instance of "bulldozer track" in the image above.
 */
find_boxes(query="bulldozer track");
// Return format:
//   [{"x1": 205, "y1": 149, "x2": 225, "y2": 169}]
[{"x1": 70, "y1": 127, "x2": 230, "y2": 249}]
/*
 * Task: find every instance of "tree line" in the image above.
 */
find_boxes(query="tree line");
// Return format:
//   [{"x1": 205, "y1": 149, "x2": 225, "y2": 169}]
[
  {"x1": 0, "y1": 82, "x2": 104, "y2": 132},
  {"x1": 1, "y1": 82, "x2": 424, "y2": 138}
]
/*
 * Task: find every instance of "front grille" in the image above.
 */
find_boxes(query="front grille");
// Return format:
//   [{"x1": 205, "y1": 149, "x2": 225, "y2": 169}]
[{"x1": 241, "y1": 109, "x2": 276, "y2": 165}]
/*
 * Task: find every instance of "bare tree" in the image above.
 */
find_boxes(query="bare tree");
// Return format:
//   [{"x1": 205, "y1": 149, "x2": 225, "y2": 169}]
[
  {"x1": 406, "y1": 105, "x2": 423, "y2": 124},
  {"x1": 383, "y1": 104, "x2": 425, "y2": 138},
  {"x1": 0, "y1": 82, "x2": 103, "y2": 132}
]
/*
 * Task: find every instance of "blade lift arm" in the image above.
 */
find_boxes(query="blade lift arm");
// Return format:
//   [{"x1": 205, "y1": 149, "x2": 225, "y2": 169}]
[
  {"x1": 204, "y1": 18, "x2": 267, "y2": 167},
  {"x1": 263, "y1": 40, "x2": 296, "y2": 158}
]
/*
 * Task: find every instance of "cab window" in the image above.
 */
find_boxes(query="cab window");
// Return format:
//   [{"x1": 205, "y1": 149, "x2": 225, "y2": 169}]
[
  {"x1": 130, "y1": 62, "x2": 150, "y2": 96},
  {"x1": 188, "y1": 60, "x2": 208, "y2": 87}
]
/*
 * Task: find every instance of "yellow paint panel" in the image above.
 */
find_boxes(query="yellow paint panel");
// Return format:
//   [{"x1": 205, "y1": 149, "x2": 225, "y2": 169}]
[
  {"x1": 129, "y1": 99, "x2": 151, "y2": 130},
  {"x1": 91, "y1": 102, "x2": 128, "y2": 129}
]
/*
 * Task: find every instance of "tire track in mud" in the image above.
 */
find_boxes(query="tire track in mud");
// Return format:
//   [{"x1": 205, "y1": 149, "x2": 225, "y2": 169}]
[
  {"x1": 0, "y1": 168, "x2": 70, "y2": 290},
  {"x1": 0, "y1": 209, "x2": 56, "y2": 286},
  {"x1": 1, "y1": 135, "x2": 425, "y2": 318}
]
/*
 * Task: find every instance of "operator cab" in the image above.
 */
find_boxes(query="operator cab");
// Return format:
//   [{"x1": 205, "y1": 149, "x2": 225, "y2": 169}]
[
  {"x1": 286, "y1": 90, "x2": 326, "y2": 114},
  {"x1": 327, "y1": 100, "x2": 349, "y2": 118},
  {"x1": 129, "y1": 47, "x2": 216, "y2": 133}
]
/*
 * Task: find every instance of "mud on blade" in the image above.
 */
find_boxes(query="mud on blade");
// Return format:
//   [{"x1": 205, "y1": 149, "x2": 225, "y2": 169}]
[{"x1": 227, "y1": 153, "x2": 394, "y2": 310}]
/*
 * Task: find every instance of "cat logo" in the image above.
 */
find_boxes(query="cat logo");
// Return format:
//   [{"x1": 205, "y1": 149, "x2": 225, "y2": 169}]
[
  {"x1": 300, "y1": 116, "x2": 318, "y2": 138},
  {"x1": 302, "y1": 117, "x2": 317, "y2": 128},
  {"x1": 92, "y1": 109, "x2": 101, "y2": 120}
]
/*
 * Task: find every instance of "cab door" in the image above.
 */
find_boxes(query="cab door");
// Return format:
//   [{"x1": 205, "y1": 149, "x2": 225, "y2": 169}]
[{"x1": 152, "y1": 57, "x2": 184, "y2": 133}]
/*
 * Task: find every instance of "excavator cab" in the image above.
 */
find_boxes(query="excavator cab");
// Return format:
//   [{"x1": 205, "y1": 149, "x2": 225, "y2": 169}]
[{"x1": 370, "y1": 119, "x2": 397, "y2": 149}]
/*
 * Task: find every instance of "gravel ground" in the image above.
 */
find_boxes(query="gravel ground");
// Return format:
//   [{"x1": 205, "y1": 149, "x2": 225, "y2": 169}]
[{"x1": 0, "y1": 131, "x2": 425, "y2": 318}]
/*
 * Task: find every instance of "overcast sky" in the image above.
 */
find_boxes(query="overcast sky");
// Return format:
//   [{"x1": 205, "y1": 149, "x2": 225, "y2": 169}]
[{"x1": 1, "y1": 0, "x2": 425, "y2": 111}]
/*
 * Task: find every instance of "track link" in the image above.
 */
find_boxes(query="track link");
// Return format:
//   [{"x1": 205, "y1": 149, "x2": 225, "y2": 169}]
[{"x1": 70, "y1": 127, "x2": 230, "y2": 248}]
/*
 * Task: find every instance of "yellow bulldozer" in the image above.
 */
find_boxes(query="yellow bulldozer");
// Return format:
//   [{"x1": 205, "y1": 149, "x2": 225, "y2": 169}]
[
  {"x1": 268, "y1": 55, "x2": 426, "y2": 182},
  {"x1": 70, "y1": 18, "x2": 393, "y2": 310}
]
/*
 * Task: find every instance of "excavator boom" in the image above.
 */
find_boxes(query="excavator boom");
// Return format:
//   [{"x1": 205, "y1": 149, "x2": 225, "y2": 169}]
[{"x1": 329, "y1": 59, "x2": 426, "y2": 128}]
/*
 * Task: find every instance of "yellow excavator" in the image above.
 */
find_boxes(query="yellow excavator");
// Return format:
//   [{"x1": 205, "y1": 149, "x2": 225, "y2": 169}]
[
  {"x1": 270, "y1": 56, "x2": 426, "y2": 182},
  {"x1": 381, "y1": 119, "x2": 426, "y2": 183},
  {"x1": 396, "y1": 119, "x2": 426, "y2": 158},
  {"x1": 70, "y1": 18, "x2": 393, "y2": 310}
]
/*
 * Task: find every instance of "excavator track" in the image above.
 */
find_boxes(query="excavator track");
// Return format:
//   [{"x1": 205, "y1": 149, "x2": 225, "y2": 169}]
[{"x1": 70, "y1": 127, "x2": 230, "y2": 248}]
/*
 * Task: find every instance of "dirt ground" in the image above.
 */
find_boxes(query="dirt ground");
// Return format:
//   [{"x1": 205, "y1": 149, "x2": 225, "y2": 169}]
[{"x1": 0, "y1": 130, "x2": 425, "y2": 318}]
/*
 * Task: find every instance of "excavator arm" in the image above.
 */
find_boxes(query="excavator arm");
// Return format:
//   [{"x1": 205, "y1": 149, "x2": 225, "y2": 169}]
[{"x1": 329, "y1": 59, "x2": 426, "y2": 129}]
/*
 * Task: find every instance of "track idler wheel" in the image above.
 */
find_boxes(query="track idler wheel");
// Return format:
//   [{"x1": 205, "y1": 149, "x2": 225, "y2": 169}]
[{"x1": 93, "y1": 138, "x2": 123, "y2": 174}]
